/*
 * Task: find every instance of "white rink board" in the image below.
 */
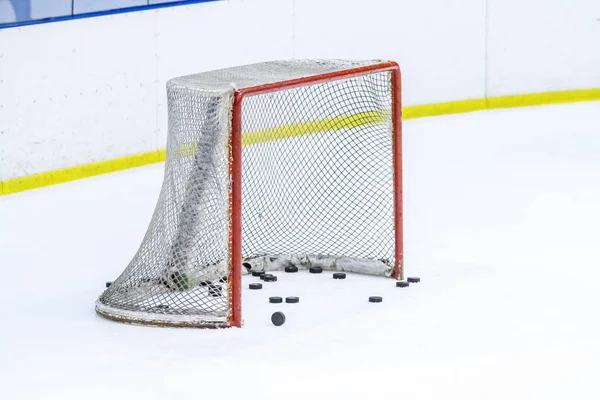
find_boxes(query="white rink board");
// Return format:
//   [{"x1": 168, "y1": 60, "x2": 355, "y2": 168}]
[
  {"x1": 293, "y1": 0, "x2": 487, "y2": 106},
  {"x1": 1, "y1": 0, "x2": 600, "y2": 184},
  {"x1": 0, "y1": 0, "x2": 295, "y2": 181},
  {"x1": 486, "y1": 0, "x2": 600, "y2": 96},
  {"x1": 0, "y1": 10, "x2": 158, "y2": 180}
]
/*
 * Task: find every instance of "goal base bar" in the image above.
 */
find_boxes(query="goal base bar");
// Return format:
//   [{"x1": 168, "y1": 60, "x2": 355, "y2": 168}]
[
  {"x1": 95, "y1": 301, "x2": 231, "y2": 329},
  {"x1": 242, "y1": 254, "x2": 396, "y2": 277}
]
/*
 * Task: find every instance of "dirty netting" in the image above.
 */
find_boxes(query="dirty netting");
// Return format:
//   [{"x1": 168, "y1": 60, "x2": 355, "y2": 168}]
[{"x1": 96, "y1": 60, "x2": 397, "y2": 327}]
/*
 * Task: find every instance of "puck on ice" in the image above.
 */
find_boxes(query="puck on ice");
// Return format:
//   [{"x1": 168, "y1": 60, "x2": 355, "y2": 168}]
[
  {"x1": 407, "y1": 277, "x2": 421, "y2": 283},
  {"x1": 271, "y1": 311, "x2": 286, "y2": 326},
  {"x1": 269, "y1": 297, "x2": 283, "y2": 304},
  {"x1": 208, "y1": 284, "x2": 222, "y2": 297},
  {"x1": 369, "y1": 296, "x2": 383, "y2": 303},
  {"x1": 105, "y1": 281, "x2": 113, "y2": 288},
  {"x1": 285, "y1": 296, "x2": 299, "y2": 303},
  {"x1": 252, "y1": 271, "x2": 265, "y2": 277},
  {"x1": 263, "y1": 275, "x2": 278, "y2": 282},
  {"x1": 309, "y1": 266, "x2": 323, "y2": 274},
  {"x1": 333, "y1": 272, "x2": 346, "y2": 279},
  {"x1": 396, "y1": 281, "x2": 410, "y2": 288},
  {"x1": 284, "y1": 266, "x2": 298, "y2": 273},
  {"x1": 249, "y1": 283, "x2": 263, "y2": 290}
]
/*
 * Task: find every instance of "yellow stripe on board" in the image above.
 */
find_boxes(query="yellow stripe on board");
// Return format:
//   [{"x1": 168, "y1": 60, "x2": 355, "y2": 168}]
[
  {"x1": 242, "y1": 111, "x2": 389, "y2": 147},
  {"x1": 1, "y1": 88, "x2": 599, "y2": 196},
  {"x1": 486, "y1": 88, "x2": 600, "y2": 109},
  {"x1": 403, "y1": 88, "x2": 600, "y2": 120},
  {"x1": 404, "y1": 98, "x2": 488, "y2": 120},
  {"x1": 0, "y1": 150, "x2": 166, "y2": 196},
  {"x1": 171, "y1": 111, "x2": 388, "y2": 158}
]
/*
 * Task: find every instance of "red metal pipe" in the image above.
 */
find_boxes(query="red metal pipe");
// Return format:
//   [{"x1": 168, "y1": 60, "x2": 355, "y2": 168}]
[
  {"x1": 238, "y1": 61, "x2": 400, "y2": 97},
  {"x1": 229, "y1": 91, "x2": 244, "y2": 328},
  {"x1": 229, "y1": 61, "x2": 404, "y2": 325},
  {"x1": 391, "y1": 65, "x2": 404, "y2": 280}
]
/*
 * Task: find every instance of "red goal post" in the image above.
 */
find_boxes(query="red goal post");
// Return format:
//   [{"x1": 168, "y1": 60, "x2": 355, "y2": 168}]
[
  {"x1": 228, "y1": 61, "x2": 403, "y2": 327},
  {"x1": 96, "y1": 60, "x2": 403, "y2": 329}
]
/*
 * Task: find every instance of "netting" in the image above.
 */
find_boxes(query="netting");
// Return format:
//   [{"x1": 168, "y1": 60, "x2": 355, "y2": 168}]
[{"x1": 96, "y1": 60, "x2": 398, "y2": 328}]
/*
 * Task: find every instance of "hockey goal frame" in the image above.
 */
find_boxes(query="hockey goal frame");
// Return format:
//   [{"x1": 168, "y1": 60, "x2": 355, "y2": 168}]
[{"x1": 227, "y1": 61, "x2": 403, "y2": 327}]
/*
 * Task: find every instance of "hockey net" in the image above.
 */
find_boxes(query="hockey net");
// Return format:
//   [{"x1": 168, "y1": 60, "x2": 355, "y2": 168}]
[{"x1": 96, "y1": 60, "x2": 402, "y2": 328}]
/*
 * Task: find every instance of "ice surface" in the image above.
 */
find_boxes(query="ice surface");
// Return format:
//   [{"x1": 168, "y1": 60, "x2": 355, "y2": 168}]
[{"x1": 1, "y1": 101, "x2": 599, "y2": 399}]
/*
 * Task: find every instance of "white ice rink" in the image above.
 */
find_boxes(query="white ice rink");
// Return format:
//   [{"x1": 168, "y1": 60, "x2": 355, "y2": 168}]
[{"x1": 1, "y1": 101, "x2": 599, "y2": 399}]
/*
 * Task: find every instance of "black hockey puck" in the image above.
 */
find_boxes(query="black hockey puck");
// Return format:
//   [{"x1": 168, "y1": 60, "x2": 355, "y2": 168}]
[
  {"x1": 269, "y1": 296, "x2": 283, "y2": 304},
  {"x1": 333, "y1": 272, "x2": 346, "y2": 279},
  {"x1": 249, "y1": 283, "x2": 263, "y2": 290},
  {"x1": 396, "y1": 281, "x2": 410, "y2": 288},
  {"x1": 263, "y1": 275, "x2": 278, "y2": 282},
  {"x1": 260, "y1": 273, "x2": 272, "y2": 280},
  {"x1": 407, "y1": 277, "x2": 421, "y2": 283},
  {"x1": 285, "y1": 296, "x2": 299, "y2": 304},
  {"x1": 208, "y1": 284, "x2": 222, "y2": 297},
  {"x1": 105, "y1": 281, "x2": 112, "y2": 288},
  {"x1": 284, "y1": 266, "x2": 298, "y2": 273},
  {"x1": 252, "y1": 271, "x2": 265, "y2": 277},
  {"x1": 309, "y1": 266, "x2": 323, "y2": 274},
  {"x1": 369, "y1": 296, "x2": 383, "y2": 303},
  {"x1": 271, "y1": 311, "x2": 286, "y2": 326}
]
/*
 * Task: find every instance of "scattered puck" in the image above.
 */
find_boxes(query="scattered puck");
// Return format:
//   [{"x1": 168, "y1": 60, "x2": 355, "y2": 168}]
[
  {"x1": 333, "y1": 272, "x2": 346, "y2": 279},
  {"x1": 369, "y1": 296, "x2": 383, "y2": 303},
  {"x1": 260, "y1": 273, "x2": 272, "y2": 280},
  {"x1": 271, "y1": 311, "x2": 286, "y2": 326},
  {"x1": 105, "y1": 281, "x2": 113, "y2": 288},
  {"x1": 284, "y1": 266, "x2": 298, "y2": 273},
  {"x1": 208, "y1": 284, "x2": 222, "y2": 297},
  {"x1": 249, "y1": 283, "x2": 263, "y2": 290},
  {"x1": 269, "y1": 296, "x2": 283, "y2": 304},
  {"x1": 285, "y1": 296, "x2": 299, "y2": 303},
  {"x1": 309, "y1": 266, "x2": 323, "y2": 274},
  {"x1": 396, "y1": 281, "x2": 410, "y2": 288},
  {"x1": 263, "y1": 275, "x2": 278, "y2": 282},
  {"x1": 407, "y1": 277, "x2": 421, "y2": 283},
  {"x1": 252, "y1": 271, "x2": 265, "y2": 277}
]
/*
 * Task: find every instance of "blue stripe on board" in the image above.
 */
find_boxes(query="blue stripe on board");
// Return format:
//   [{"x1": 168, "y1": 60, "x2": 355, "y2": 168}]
[{"x1": 0, "y1": 0, "x2": 221, "y2": 30}]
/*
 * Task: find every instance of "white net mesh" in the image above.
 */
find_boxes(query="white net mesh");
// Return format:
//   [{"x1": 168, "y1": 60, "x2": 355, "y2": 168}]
[{"x1": 96, "y1": 60, "x2": 399, "y2": 327}]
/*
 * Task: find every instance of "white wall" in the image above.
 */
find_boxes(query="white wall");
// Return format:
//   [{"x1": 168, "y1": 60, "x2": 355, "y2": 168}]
[
  {"x1": 0, "y1": 9, "x2": 158, "y2": 180},
  {"x1": 0, "y1": 0, "x2": 294, "y2": 181},
  {"x1": 0, "y1": 0, "x2": 599, "y2": 184},
  {"x1": 294, "y1": 0, "x2": 487, "y2": 105},
  {"x1": 486, "y1": 0, "x2": 600, "y2": 96}
]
